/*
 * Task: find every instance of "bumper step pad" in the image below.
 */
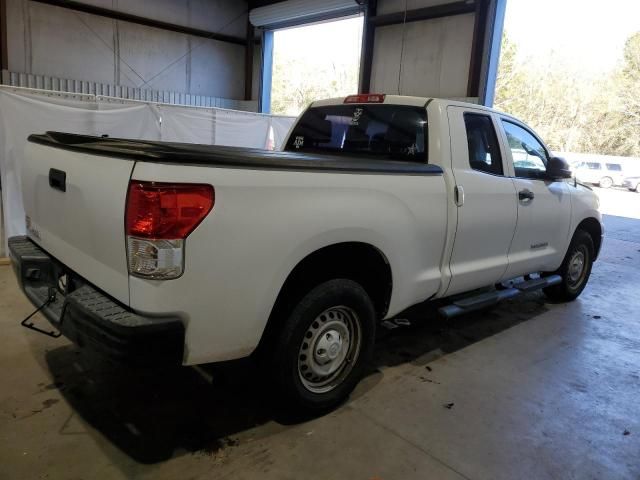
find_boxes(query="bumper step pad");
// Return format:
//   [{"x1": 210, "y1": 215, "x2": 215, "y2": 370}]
[{"x1": 9, "y1": 236, "x2": 185, "y2": 365}]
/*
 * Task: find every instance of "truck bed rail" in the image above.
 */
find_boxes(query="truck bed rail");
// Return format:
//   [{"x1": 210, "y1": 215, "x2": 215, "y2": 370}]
[{"x1": 28, "y1": 131, "x2": 444, "y2": 176}]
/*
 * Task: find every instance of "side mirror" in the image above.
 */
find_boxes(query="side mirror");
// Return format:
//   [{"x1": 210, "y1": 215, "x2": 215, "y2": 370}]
[{"x1": 546, "y1": 156, "x2": 572, "y2": 180}]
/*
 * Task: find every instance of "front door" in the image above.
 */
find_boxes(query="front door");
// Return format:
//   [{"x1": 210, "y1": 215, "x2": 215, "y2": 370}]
[
  {"x1": 445, "y1": 106, "x2": 518, "y2": 296},
  {"x1": 498, "y1": 119, "x2": 572, "y2": 279}
]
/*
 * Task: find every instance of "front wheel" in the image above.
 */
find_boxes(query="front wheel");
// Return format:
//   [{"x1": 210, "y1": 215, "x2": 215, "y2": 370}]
[
  {"x1": 270, "y1": 279, "x2": 376, "y2": 412},
  {"x1": 599, "y1": 176, "x2": 613, "y2": 188},
  {"x1": 543, "y1": 229, "x2": 594, "y2": 302}
]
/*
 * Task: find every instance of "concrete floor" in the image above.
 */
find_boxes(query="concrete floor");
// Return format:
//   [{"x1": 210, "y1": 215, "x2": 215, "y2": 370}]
[{"x1": 1, "y1": 188, "x2": 639, "y2": 480}]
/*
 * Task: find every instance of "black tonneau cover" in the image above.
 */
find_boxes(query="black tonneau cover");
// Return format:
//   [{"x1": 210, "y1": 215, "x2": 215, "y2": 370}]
[{"x1": 28, "y1": 131, "x2": 443, "y2": 176}]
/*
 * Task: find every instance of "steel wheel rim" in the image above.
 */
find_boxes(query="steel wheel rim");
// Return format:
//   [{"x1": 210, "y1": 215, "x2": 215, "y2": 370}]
[
  {"x1": 567, "y1": 247, "x2": 588, "y2": 288},
  {"x1": 297, "y1": 306, "x2": 362, "y2": 394}
]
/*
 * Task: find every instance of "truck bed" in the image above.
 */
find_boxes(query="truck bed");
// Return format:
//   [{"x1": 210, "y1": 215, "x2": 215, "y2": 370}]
[{"x1": 28, "y1": 132, "x2": 443, "y2": 176}]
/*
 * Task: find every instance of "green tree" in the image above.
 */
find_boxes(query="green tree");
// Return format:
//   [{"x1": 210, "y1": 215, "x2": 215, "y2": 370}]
[
  {"x1": 612, "y1": 32, "x2": 640, "y2": 156},
  {"x1": 270, "y1": 42, "x2": 359, "y2": 116},
  {"x1": 494, "y1": 30, "x2": 640, "y2": 158}
]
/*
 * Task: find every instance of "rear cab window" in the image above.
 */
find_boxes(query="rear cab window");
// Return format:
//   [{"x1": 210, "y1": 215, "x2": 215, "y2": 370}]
[
  {"x1": 284, "y1": 104, "x2": 427, "y2": 163},
  {"x1": 463, "y1": 113, "x2": 503, "y2": 175}
]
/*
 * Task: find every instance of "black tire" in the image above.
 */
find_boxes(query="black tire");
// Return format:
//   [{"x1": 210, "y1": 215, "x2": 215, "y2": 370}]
[
  {"x1": 543, "y1": 229, "x2": 594, "y2": 302},
  {"x1": 270, "y1": 279, "x2": 376, "y2": 412}
]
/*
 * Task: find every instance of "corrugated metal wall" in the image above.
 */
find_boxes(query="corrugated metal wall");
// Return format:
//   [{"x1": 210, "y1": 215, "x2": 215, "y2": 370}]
[{"x1": 1, "y1": 70, "x2": 259, "y2": 111}]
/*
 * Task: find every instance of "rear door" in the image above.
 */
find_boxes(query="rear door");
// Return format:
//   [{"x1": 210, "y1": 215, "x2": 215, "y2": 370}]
[
  {"x1": 605, "y1": 163, "x2": 625, "y2": 185},
  {"x1": 497, "y1": 118, "x2": 571, "y2": 278},
  {"x1": 22, "y1": 141, "x2": 135, "y2": 304},
  {"x1": 445, "y1": 106, "x2": 518, "y2": 296}
]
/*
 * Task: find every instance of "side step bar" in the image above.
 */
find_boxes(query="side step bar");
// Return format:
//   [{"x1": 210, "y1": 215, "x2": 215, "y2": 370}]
[{"x1": 438, "y1": 275, "x2": 562, "y2": 319}]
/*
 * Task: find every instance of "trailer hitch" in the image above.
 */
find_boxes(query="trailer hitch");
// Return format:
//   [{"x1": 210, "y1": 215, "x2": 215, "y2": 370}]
[{"x1": 20, "y1": 287, "x2": 62, "y2": 338}]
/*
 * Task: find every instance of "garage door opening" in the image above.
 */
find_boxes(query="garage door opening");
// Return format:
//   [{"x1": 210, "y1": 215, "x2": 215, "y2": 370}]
[{"x1": 269, "y1": 15, "x2": 364, "y2": 116}]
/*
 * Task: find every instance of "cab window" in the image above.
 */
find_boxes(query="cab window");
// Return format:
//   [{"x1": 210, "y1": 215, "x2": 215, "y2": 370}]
[
  {"x1": 463, "y1": 113, "x2": 503, "y2": 175},
  {"x1": 284, "y1": 104, "x2": 427, "y2": 162},
  {"x1": 606, "y1": 163, "x2": 622, "y2": 172},
  {"x1": 502, "y1": 120, "x2": 548, "y2": 179}
]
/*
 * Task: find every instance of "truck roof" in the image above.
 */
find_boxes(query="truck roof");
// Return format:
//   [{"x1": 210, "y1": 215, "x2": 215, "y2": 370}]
[{"x1": 310, "y1": 95, "x2": 498, "y2": 114}]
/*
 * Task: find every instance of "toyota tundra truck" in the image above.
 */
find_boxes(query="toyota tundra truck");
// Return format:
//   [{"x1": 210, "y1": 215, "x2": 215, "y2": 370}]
[{"x1": 9, "y1": 94, "x2": 603, "y2": 411}]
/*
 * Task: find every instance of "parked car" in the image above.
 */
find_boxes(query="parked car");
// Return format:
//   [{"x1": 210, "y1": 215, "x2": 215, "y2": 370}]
[
  {"x1": 623, "y1": 176, "x2": 640, "y2": 192},
  {"x1": 9, "y1": 95, "x2": 603, "y2": 411},
  {"x1": 573, "y1": 160, "x2": 626, "y2": 188}
]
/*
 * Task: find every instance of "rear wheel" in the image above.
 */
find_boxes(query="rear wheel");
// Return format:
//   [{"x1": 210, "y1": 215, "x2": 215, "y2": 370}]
[
  {"x1": 543, "y1": 229, "x2": 594, "y2": 302},
  {"x1": 599, "y1": 176, "x2": 613, "y2": 188},
  {"x1": 270, "y1": 279, "x2": 376, "y2": 412}
]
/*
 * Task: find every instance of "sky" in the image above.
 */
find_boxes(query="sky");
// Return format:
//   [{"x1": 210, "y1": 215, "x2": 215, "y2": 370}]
[
  {"x1": 504, "y1": 0, "x2": 640, "y2": 73},
  {"x1": 273, "y1": 16, "x2": 364, "y2": 67}
]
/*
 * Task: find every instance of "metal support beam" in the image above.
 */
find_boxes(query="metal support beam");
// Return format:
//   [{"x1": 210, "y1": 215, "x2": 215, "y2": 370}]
[
  {"x1": 244, "y1": 19, "x2": 254, "y2": 101},
  {"x1": 259, "y1": 29, "x2": 273, "y2": 113},
  {"x1": 0, "y1": 0, "x2": 8, "y2": 72},
  {"x1": 30, "y1": 0, "x2": 246, "y2": 45},
  {"x1": 467, "y1": 0, "x2": 489, "y2": 97},
  {"x1": 368, "y1": 0, "x2": 476, "y2": 27},
  {"x1": 482, "y1": 0, "x2": 507, "y2": 106},
  {"x1": 358, "y1": 0, "x2": 376, "y2": 94}
]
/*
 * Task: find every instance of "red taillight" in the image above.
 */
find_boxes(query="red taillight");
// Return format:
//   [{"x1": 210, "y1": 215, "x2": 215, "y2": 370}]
[
  {"x1": 344, "y1": 94, "x2": 386, "y2": 104},
  {"x1": 126, "y1": 181, "x2": 214, "y2": 239}
]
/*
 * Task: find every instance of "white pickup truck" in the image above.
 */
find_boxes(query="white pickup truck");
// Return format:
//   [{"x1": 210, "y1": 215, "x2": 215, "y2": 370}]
[{"x1": 10, "y1": 94, "x2": 603, "y2": 411}]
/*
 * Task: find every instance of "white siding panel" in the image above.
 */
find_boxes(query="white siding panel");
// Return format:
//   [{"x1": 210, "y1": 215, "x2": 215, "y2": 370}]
[{"x1": 370, "y1": 13, "x2": 474, "y2": 98}]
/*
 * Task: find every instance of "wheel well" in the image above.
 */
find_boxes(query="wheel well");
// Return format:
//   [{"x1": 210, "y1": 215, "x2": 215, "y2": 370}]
[
  {"x1": 256, "y1": 242, "x2": 392, "y2": 353},
  {"x1": 577, "y1": 217, "x2": 602, "y2": 259}
]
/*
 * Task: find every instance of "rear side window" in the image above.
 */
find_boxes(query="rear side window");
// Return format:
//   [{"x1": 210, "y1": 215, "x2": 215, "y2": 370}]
[
  {"x1": 587, "y1": 162, "x2": 602, "y2": 170},
  {"x1": 284, "y1": 104, "x2": 427, "y2": 162},
  {"x1": 463, "y1": 113, "x2": 503, "y2": 175},
  {"x1": 606, "y1": 163, "x2": 622, "y2": 171}
]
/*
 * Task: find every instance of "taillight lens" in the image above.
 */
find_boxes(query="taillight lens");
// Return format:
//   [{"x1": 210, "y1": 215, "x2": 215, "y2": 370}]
[
  {"x1": 126, "y1": 182, "x2": 214, "y2": 239},
  {"x1": 344, "y1": 93, "x2": 385, "y2": 103},
  {"x1": 125, "y1": 181, "x2": 214, "y2": 279}
]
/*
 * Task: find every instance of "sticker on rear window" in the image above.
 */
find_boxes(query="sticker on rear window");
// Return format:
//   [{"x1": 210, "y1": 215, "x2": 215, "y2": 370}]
[
  {"x1": 351, "y1": 107, "x2": 363, "y2": 126},
  {"x1": 293, "y1": 136, "x2": 304, "y2": 149},
  {"x1": 405, "y1": 143, "x2": 418, "y2": 156}
]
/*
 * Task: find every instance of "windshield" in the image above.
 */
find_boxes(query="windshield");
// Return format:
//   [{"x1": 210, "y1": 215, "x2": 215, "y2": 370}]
[{"x1": 284, "y1": 104, "x2": 427, "y2": 162}]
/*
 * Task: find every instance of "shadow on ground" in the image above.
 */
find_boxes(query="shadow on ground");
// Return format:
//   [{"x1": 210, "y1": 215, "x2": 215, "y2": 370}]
[{"x1": 45, "y1": 290, "x2": 549, "y2": 465}]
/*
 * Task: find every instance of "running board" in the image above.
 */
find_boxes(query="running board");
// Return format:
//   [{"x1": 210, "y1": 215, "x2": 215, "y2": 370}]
[{"x1": 438, "y1": 275, "x2": 562, "y2": 319}]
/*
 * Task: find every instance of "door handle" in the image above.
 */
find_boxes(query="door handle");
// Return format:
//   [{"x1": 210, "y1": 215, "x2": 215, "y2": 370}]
[
  {"x1": 454, "y1": 185, "x2": 464, "y2": 206},
  {"x1": 518, "y1": 189, "x2": 534, "y2": 201}
]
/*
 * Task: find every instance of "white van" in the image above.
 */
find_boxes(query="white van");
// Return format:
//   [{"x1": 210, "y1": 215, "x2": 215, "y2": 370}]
[{"x1": 573, "y1": 160, "x2": 625, "y2": 188}]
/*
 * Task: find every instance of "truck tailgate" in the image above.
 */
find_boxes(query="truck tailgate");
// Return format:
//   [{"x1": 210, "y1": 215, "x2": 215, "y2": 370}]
[{"x1": 21, "y1": 142, "x2": 134, "y2": 304}]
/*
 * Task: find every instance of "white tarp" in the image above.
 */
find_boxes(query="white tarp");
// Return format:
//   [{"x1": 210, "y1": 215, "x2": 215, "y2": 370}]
[
  {"x1": 272, "y1": 115, "x2": 297, "y2": 150},
  {"x1": 0, "y1": 87, "x2": 296, "y2": 249},
  {"x1": 157, "y1": 105, "x2": 216, "y2": 144},
  {"x1": 213, "y1": 108, "x2": 271, "y2": 148}
]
